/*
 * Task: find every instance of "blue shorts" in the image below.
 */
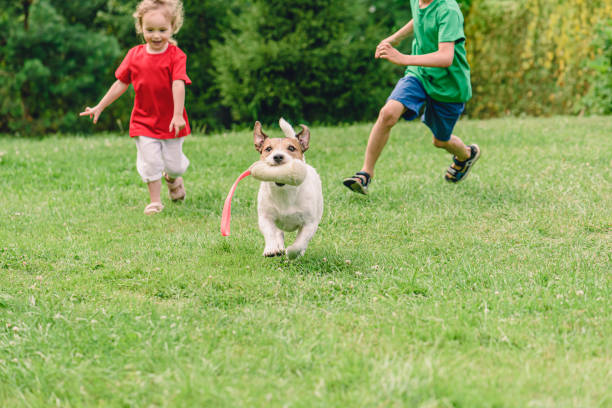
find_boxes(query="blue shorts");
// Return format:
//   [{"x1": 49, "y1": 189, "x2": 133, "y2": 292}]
[{"x1": 387, "y1": 75, "x2": 465, "y2": 142}]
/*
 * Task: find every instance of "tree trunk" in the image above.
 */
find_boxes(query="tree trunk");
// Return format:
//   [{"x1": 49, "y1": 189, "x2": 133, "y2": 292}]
[{"x1": 23, "y1": 0, "x2": 32, "y2": 30}]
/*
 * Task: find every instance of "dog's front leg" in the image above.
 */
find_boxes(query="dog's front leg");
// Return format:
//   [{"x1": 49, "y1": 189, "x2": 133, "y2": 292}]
[
  {"x1": 286, "y1": 223, "x2": 318, "y2": 259},
  {"x1": 259, "y1": 216, "x2": 285, "y2": 257}
]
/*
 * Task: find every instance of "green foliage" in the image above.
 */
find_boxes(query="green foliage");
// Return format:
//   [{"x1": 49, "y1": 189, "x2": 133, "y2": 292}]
[
  {"x1": 48, "y1": 0, "x2": 108, "y2": 24},
  {"x1": 0, "y1": 0, "x2": 122, "y2": 134},
  {"x1": 580, "y1": 19, "x2": 612, "y2": 114},
  {"x1": 465, "y1": 0, "x2": 612, "y2": 117},
  {"x1": 93, "y1": 0, "x2": 140, "y2": 50},
  {"x1": 1, "y1": 0, "x2": 611, "y2": 136},
  {"x1": 361, "y1": 0, "x2": 412, "y2": 34},
  {"x1": 178, "y1": 0, "x2": 244, "y2": 131},
  {"x1": 212, "y1": 0, "x2": 402, "y2": 126}
]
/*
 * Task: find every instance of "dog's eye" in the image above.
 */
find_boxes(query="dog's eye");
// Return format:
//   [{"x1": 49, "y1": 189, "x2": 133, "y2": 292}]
[
  {"x1": 265, "y1": 146, "x2": 272, "y2": 152},
  {"x1": 287, "y1": 146, "x2": 296, "y2": 152}
]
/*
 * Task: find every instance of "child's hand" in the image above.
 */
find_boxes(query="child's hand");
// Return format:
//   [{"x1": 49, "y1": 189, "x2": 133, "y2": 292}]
[
  {"x1": 375, "y1": 41, "x2": 391, "y2": 58},
  {"x1": 169, "y1": 115, "x2": 186, "y2": 137},
  {"x1": 375, "y1": 42, "x2": 405, "y2": 65},
  {"x1": 80, "y1": 106, "x2": 103, "y2": 124}
]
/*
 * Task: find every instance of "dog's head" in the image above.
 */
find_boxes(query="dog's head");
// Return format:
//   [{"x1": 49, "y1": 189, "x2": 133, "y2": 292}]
[{"x1": 253, "y1": 119, "x2": 310, "y2": 166}]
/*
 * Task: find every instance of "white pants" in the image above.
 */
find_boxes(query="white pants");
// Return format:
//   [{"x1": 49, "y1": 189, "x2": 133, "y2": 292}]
[{"x1": 134, "y1": 136, "x2": 190, "y2": 183}]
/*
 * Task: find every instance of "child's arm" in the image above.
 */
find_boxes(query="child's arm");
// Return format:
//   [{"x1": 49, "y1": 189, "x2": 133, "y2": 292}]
[
  {"x1": 376, "y1": 41, "x2": 455, "y2": 68},
  {"x1": 381, "y1": 20, "x2": 414, "y2": 46},
  {"x1": 169, "y1": 80, "x2": 186, "y2": 137},
  {"x1": 80, "y1": 80, "x2": 128, "y2": 124}
]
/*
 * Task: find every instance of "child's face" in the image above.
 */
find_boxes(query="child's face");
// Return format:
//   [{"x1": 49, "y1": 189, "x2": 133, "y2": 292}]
[{"x1": 142, "y1": 8, "x2": 173, "y2": 53}]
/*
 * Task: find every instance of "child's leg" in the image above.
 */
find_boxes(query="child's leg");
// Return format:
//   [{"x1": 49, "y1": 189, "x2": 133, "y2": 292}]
[
  {"x1": 135, "y1": 136, "x2": 165, "y2": 212},
  {"x1": 432, "y1": 134, "x2": 471, "y2": 161},
  {"x1": 161, "y1": 138, "x2": 189, "y2": 201},
  {"x1": 361, "y1": 99, "x2": 406, "y2": 177},
  {"x1": 344, "y1": 100, "x2": 406, "y2": 195},
  {"x1": 147, "y1": 179, "x2": 162, "y2": 203},
  {"x1": 344, "y1": 75, "x2": 423, "y2": 194},
  {"x1": 161, "y1": 138, "x2": 189, "y2": 178},
  {"x1": 423, "y1": 99, "x2": 481, "y2": 183}
]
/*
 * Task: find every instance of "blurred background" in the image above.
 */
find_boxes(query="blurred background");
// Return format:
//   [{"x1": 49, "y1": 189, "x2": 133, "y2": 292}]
[{"x1": 0, "y1": 0, "x2": 610, "y2": 136}]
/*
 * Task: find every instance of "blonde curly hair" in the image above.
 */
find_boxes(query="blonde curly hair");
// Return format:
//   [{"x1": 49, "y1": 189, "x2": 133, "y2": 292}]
[{"x1": 133, "y1": 0, "x2": 184, "y2": 45}]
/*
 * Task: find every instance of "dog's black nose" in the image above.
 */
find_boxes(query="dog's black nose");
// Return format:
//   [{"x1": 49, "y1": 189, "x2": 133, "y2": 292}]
[{"x1": 273, "y1": 154, "x2": 284, "y2": 164}]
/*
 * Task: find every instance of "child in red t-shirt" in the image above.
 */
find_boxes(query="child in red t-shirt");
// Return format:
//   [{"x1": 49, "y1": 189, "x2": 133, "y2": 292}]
[{"x1": 80, "y1": 0, "x2": 191, "y2": 215}]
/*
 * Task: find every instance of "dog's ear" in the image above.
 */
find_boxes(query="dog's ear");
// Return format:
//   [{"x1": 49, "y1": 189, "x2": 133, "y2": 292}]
[
  {"x1": 296, "y1": 124, "x2": 310, "y2": 152},
  {"x1": 254, "y1": 121, "x2": 268, "y2": 153}
]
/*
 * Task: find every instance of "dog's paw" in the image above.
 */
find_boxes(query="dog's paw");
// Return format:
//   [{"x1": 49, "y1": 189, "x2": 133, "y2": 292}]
[
  {"x1": 286, "y1": 245, "x2": 306, "y2": 259},
  {"x1": 263, "y1": 247, "x2": 285, "y2": 257}
]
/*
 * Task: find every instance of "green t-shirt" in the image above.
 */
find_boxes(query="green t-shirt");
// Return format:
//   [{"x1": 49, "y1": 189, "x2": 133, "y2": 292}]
[{"x1": 404, "y1": 0, "x2": 472, "y2": 102}]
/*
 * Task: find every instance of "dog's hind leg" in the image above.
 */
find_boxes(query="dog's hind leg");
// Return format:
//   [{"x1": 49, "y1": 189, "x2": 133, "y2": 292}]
[
  {"x1": 259, "y1": 217, "x2": 285, "y2": 257},
  {"x1": 286, "y1": 223, "x2": 318, "y2": 259}
]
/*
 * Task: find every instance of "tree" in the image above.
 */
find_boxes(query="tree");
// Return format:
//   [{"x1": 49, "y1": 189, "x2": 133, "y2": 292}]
[
  {"x1": 212, "y1": 0, "x2": 404, "y2": 126},
  {"x1": 0, "y1": 0, "x2": 121, "y2": 134},
  {"x1": 177, "y1": 0, "x2": 243, "y2": 131}
]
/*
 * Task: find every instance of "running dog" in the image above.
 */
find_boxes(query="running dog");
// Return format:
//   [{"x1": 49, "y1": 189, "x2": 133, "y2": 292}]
[{"x1": 253, "y1": 119, "x2": 323, "y2": 259}]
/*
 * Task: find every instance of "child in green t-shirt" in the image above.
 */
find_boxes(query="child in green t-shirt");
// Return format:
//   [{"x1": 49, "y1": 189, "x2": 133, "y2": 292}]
[{"x1": 343, "y1": 0, "x2": 480, "y2": 194}]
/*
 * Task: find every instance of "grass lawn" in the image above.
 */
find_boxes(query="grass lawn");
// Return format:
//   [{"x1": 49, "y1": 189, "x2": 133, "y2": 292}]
[{"x1": 0, "y1": 116, "x2": 610, "y2": 407}]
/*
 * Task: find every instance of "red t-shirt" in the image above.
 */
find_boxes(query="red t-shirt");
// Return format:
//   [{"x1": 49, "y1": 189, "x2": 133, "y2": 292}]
[{"x1": 115, "y1": 44, "x2": 192, "y2": 139}]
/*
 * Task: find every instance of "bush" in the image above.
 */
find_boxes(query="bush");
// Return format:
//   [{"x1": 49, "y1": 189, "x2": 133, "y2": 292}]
[
  {"x1": 211, "y1": 0, "x2": 403, "y2": 126},
  {"x1": 580, "y1": 19, "x2": 612, "y2": 114},
  {"x1": 0, "y1": 0, "x2": 122, "y2": 135},
  {"x1": 2, "y1": 0, "x2": 610, "y2": 136},
  {"x1": 177, "y1": 0, "x2": 244, "y2": 131},
  {"x1": 464, "y1": 0, "x2": 612, "y2": 117}
]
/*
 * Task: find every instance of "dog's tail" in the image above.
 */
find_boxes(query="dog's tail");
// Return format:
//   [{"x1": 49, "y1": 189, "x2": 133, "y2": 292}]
[{"x1": 279, "y1": 117, "x2": 296, "y2": 139}]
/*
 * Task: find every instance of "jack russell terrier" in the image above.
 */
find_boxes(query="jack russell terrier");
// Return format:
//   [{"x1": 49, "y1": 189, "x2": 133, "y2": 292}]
[{"x1": 253, "y1": 119, "x2": 323, "y2": 259}]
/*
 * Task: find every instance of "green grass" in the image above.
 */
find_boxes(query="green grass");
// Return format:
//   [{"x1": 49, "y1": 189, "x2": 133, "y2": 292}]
[{"x1": 0, "y1": 116, "x2": 610, "y2": 407}]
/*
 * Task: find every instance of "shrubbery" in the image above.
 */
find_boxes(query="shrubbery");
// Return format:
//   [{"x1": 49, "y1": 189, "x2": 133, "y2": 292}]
[
  {"x1": 0, "y1": 0, "x2": 122, "y2": 134},
  {"x1": 580, "y1": 19, "x2": 612, "y2": 114},
  {"x1": 212, "y1": 0, "x2": 403, "y2": 126},
  {"x1": 0, "y1": 0, "x2": 610, "y2": 135},
  {"x1": 465, "y1": 0, "x2": 612, "y2": 117}
]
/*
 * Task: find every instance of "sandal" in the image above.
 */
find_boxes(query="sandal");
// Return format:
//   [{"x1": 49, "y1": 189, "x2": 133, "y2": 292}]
[
  {"x1": 164, "y1": 172, "x2": 186, "y2": 201},
  {"x1": 144, "y1": 202, "x2": 164, "y2": 215},
  {"x1": 445, "y1": 144, "x2": 481, "y2": 183},
  {"x1": 343, "y1": 171, "x2": 371, "y2": 195}
]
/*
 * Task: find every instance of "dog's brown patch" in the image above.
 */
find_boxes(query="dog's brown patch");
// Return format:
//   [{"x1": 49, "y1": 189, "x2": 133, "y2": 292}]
[
  {"x1": 254, "y1": 121, "x2": 306, "y2": 163},
  {"x1": 259, "y1": 138, "x2": 304, "y2": 161}
]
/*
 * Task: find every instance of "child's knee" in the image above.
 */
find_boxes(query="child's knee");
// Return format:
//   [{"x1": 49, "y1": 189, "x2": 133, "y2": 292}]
[
  {"x1": 137, "y1": 160, "x2": 164, "y2": 183},
  {"x1": 433, "y1": 138, "x2": 448, "y2": 148},
  {"x1": 164, "y1": 155, "x2": 190, "y2": 178},
  {"x1": 378, "y1": 106, "x2": 400, "y2": 128}
]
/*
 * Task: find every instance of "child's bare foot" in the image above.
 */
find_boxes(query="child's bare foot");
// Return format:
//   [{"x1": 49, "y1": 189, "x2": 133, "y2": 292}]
[
  {"x1": 144, "y1": 202, "x2": 164, "y2": 215},
  {"x1": 163, "y1": 172, "x2": 186, "y2": 201}
]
